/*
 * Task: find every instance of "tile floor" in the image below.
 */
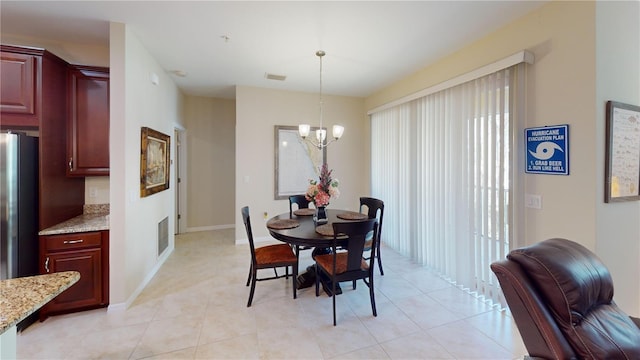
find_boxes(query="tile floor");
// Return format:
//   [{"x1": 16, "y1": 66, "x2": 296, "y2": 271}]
[{"x1": 17, "y1": 229, "x2": 528, "y2": 359}]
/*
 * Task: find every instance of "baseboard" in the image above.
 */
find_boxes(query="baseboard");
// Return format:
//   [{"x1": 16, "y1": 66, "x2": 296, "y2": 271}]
[
  {"x1": 107, "y1": 244, "x2": 174, "y2": 311},
  {"x1": 186, "y1": 224, "x2": 234, "y2": 232},
  {"x1": 235, "y1": 235, "x2": 274, "y2": 245}
]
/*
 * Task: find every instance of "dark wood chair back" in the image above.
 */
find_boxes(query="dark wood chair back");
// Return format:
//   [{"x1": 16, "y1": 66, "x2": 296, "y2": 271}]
[
  {"x1": 359, "y1": 197, "x2": 385, "y2": 275},
  {"x1": 241, "y1": 206, "x2": 257, "y2": 265},
  {"x1": 289, "y1": 194, "x2": 310, "y2": 217}
]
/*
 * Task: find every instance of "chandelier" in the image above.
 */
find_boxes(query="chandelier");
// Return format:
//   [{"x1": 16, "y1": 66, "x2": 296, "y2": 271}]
[{"x1": 298, "y1": 50, "x2": 344, "y2": 149}]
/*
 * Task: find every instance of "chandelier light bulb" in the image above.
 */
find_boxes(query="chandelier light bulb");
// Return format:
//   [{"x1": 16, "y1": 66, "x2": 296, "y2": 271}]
[
  {"x1": 332, "y1": 125, "x2": 344, "y2": 140},
  {"x1": 299, "y1": 124, "x2": 310, "y2": 138},
  {"x1": 316, "y1": 129, "x2": 327, "y2": 142},
  {"x1": 297, "y1": 50, "x2": 344, "y2": 149}
]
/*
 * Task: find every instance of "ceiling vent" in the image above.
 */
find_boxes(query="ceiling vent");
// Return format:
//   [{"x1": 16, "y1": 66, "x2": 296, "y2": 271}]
[{"x1": 265, "y1": 73, "x2": 286, "y2": 81}]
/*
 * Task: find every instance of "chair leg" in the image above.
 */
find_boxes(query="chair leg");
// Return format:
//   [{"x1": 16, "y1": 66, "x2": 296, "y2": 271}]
[
  {"x1": 315, "y1": 265, "x2": 320, "y2": 297},
  {"x1": 377, "y1": 242, "x2": 384, "y2": 276},
  {"x1": 332, "y1": 277, "x2": 337, "y2": 326},
  {"x1": 353, "y1": 280, "x2": 357, "y2": 289},
  {"x1": 369, "y1": 275, "x2": 377, "y2": 317},
  {"x1": 293, "y1": 260, "x2": 298, "y2": 299},
  {"x1": 247, "y1": 268, "x2": 257, "y2": 307},
  {"x1": 246, "y1": 263, "x2": 253, "y2": 286}
]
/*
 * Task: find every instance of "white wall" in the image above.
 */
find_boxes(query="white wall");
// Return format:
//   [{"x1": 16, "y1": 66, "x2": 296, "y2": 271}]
[
  {"x1": 595, "y1": 0, "x2": 640, "y2": 316},
  {"x1": 235, "y1": 86, "x2": 368, "y2": 242},
  {"x1": 109, "y1": 23, "x2": 184, "y2": 306}
]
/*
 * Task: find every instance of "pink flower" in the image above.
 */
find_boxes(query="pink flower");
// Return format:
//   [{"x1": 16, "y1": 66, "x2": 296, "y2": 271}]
[
  {"x1": 314, "y1": 191, "x2": 330, "y2": 207},
  {"x1": 305, "y1": 164, "x2": 339, "y2": 207}
]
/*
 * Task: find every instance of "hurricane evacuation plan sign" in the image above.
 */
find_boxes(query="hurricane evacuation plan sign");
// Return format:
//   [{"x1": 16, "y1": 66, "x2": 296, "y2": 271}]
[{"x1": 525, "y1": 125, "x2": 569, "y2": 175}]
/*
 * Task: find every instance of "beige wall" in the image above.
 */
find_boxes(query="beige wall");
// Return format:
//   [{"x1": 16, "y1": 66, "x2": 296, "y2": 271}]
[
  {"x1": 367, "y1": 1, "x2": 597, "y2": 247},
  {"x1": 0, "y1": 34, "x2": 109, "y2": 67},
  {"x1": 365, "y1": 1, "x2": 639, "y2": 316},
  {"x1": 235, "y1": 86, "x2": 368, "y2": 242},
  {"x1": 184, "y1": 96, "x2": 236, "y2": 230}
]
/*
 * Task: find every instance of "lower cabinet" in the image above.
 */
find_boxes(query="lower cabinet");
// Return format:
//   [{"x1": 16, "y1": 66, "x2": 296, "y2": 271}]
[{"x1": 39, "y1": 230, "x2": 109, "y2": 319}]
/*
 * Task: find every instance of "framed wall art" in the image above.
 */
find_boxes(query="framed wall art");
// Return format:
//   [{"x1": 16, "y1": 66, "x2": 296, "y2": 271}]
[
  {"x1": 274, "y1": 125, "x2": 326, "y2": 200},
  {"x1": 605, "y1": 101, "x2": 640, "y2": 202},
  {"x1": 140, "y1": 126, "x2": 171, "y2": 197}
]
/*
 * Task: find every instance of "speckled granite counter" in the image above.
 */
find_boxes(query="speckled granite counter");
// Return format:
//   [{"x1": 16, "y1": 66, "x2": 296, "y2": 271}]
[
  {"x1": 0, "y1": 271, "x2": 80, "y2": 334},
  {"x1": 38, "y1": 204, "x2": 109, "y2": 236}
]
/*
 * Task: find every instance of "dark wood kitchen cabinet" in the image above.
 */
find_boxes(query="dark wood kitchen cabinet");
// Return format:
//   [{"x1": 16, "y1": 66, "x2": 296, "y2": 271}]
[
  {"x1": 67, "y1": 65, "x2": 110, "y2": 176},
  {"x1": 0, "y1": 50, "x2": 37, "y2": 125},
  {"x1": 39, "y1": 230, "x2": 109, "y2": 318},
  {"x1": 1, "y1": 45, "x2": 85, "y2": 230},
  {"x1": 1, "y1": 45, "x2": 67, "y2": 129}
]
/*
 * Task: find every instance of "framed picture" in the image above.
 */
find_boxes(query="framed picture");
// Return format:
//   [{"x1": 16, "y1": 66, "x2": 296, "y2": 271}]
[
  {"x1": 140, "y1": 126, "x2": 170, "y2": 197},
  {"x1": 274, "y1": 125, "x2": 326, "y2": 200},
  {"x1": 605, "y1": 101, "x2": 640, "y2": 202}
]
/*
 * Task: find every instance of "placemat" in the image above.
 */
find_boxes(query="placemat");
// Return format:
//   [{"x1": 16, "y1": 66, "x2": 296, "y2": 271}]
[
  {"x1": 294, "y1": 208, "x2": 315, "y2": 216},
  {"x1": 315, "y1": 224, "x2": 334, "y2": 237},
  {"x1": 267, "y1": 219, "x2": 300, "y2": 230},
  {"x1": 337, "y1": 211, "x2": 368, "y2": 220}
]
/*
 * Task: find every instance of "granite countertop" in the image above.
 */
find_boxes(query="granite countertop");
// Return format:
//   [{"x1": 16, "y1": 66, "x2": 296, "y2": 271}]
[
  {"x1": 0, "y1": 271, "x2": 80, "y2": 334},
  {"x1": 38, "y1": 204, "x2": 109, "y2": 236}
]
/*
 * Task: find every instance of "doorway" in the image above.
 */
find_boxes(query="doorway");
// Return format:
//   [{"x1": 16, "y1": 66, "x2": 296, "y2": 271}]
[{"x1": 174, "y1": 128, "x2": 187, "y2": 234}]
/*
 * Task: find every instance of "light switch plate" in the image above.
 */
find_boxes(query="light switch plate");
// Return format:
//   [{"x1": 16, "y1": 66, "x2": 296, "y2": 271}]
[{"x1": 525, "y1": 194, "x2": 542, "y2": 209}]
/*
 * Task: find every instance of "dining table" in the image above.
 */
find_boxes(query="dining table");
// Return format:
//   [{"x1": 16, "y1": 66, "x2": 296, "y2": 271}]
[{"x1": 266, "y1": 208, "x2": 369, "y2": 295}]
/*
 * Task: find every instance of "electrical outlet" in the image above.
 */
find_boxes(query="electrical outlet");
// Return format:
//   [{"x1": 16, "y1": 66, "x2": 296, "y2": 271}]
[{"x1": 89, "y1": 187, "x2": 98, "y2": 198}]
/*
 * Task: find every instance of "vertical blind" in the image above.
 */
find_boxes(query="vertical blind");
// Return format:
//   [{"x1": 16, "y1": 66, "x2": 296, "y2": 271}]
[{"x1": 371, "y1": 65, "x2": 522, "y2": 308}]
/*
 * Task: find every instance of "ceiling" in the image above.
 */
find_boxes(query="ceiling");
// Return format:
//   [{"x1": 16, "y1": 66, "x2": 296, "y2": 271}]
[{"x1": 0, "y1": 1, "x2": 546, "y2": 99}]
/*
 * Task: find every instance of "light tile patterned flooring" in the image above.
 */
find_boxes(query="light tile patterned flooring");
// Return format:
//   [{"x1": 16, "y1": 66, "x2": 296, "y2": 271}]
[{"x1": 17, "y1": 229, "x2": 528, "y2": 359}]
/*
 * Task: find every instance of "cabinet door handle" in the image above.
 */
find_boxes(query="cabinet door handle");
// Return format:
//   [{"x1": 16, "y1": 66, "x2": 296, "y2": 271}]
[
  {"x1": 45, "y1": 257, "x2": 50, "y2": 273},
  {"x1": 68, "y1": 157, "x2": 73, "y2": 171},
  {"x1": 63, "y1": 239, "x2": 83, "y2": 244}
]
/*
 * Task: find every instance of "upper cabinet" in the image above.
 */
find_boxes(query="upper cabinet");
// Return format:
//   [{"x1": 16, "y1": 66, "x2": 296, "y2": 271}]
[
  {"x1": 0, "y1": 45, "x2": 69, "y2": 129},
  {"x1": 67, "y1": 65, "x2": 110, "y2": 176},
  {"x1": 0, "y1": 51, "x2": 37, "y2": 124}
]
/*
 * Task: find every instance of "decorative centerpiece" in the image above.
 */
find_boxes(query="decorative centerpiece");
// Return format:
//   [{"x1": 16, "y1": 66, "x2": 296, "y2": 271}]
[{"x1": 305, "y1": 163, "x2": 339, "y2": 224}]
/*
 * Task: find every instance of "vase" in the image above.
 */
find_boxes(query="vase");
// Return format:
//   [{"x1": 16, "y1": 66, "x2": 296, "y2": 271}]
[{"x1": 314, "y1": 206, "x2": 328, "y2": 225}]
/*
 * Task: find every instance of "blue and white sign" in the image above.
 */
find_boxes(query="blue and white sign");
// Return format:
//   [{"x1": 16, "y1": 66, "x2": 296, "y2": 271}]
[{"x1": 525, "y1": 125, "x2": 569, "y2": 175}]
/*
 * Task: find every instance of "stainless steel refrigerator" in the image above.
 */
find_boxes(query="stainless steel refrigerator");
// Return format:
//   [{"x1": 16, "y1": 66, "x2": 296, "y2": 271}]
[{"x1": 1, "y1": 132, "x2": 39, "y2": 330}]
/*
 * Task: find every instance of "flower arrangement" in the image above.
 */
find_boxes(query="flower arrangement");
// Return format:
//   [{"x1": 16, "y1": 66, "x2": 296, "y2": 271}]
[{"x1": 306, "y1": 163, "x2": 339, "y2": 207}]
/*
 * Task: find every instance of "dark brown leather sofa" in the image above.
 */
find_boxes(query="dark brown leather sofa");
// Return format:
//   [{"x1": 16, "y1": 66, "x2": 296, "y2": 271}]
[{"x1": 491, "y1": 238, "x2": 640, "y2": 359}]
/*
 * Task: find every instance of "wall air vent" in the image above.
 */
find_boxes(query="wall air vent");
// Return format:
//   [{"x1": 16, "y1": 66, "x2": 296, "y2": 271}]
[
  {"x1": 158, "y1": 217, "x2": 169, "y2": 257},
  {"x1": 265, "y1": 73, "x2": 286, "y2": 81}
]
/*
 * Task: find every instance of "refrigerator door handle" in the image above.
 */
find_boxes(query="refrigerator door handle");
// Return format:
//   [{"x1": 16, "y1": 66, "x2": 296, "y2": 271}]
[{"x1": 45, "y1": 257, "x2": 50, "y2": 273}]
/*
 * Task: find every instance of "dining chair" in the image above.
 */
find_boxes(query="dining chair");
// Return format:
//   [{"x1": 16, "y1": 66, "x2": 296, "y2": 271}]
[
  {"x1": 242, "y1": 206, "x2": 298, "y2": 307},
  {"x1": 314, "y1": 218, "x2": 378, "y2": 326},
  {"x1": 288, "y1": 194, "x2": 310, "y2": 217},
  {"x1": 288, "y1": 194, "x2": 314, "y2": 261},
  {"x1": 360, "y1": 197, "x2": 385, "y2": 276}
]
